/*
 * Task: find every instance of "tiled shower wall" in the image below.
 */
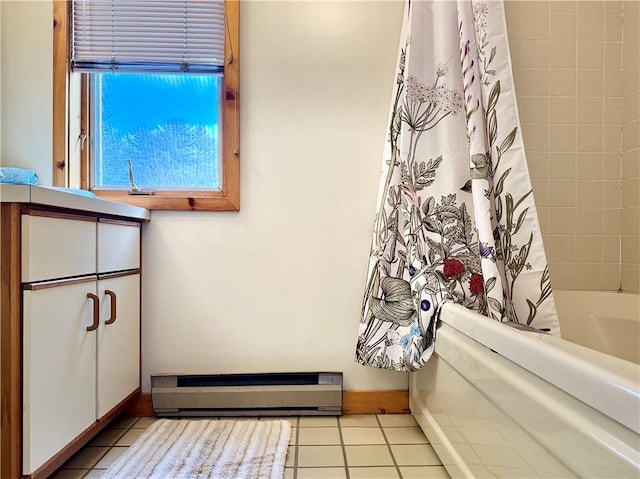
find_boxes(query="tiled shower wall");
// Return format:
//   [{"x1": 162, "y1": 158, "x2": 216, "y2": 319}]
[
  {"x1": 621, "y1": 1, "x2": 639, "y2": 292},
  {"x1": 505, "y1": 1, "x2": 639, "y2": 292}
]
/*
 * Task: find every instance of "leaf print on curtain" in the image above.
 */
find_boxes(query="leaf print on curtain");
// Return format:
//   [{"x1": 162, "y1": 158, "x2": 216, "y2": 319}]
[{"x1": 356, "y1": 0, "x2": 560, "y2": 372}]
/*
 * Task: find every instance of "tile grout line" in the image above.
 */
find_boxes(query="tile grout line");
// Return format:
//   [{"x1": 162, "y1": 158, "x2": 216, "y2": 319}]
[
  {"x1": 337, "y1": 416, "x2": 351, "y2": 479},
  {"x1": 376, "y1": 414, "x2": 404, "y2": 479},
  {"x1": 292, "y1": 416, "x2": 300, "y2": 479}
]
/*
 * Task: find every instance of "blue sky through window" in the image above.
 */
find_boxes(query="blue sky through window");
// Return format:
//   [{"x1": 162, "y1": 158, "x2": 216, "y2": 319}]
[{"x1": 94, "y1": 73, "x2": 221, "y2": 189}]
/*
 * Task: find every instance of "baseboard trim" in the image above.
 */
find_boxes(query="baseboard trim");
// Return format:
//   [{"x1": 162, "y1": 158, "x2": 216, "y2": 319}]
[
  {"x1": 126, "y1": 391, "x2": 154, "y2": 417},
  {"x1": 127, "y1": 390, "x2": 409, "y2": 417},
  {"x1": 343, "y1": 390, "x2": 410, "y2": 415}
]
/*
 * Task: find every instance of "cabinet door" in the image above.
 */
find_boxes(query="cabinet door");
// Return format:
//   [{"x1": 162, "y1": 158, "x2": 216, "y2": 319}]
[
  {"x1": 23, "y1": 282, "x2": 97, "y2": 474},
  {"x1": 98, "y1": 221, "x2": 140, "y2": 273},
  {"x1": 97, "y1": 274, "x2": 141, "y2": 418}
]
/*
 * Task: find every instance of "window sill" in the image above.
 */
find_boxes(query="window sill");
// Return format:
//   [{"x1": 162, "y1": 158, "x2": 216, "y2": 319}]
[{"x1": 91, "y1": 190, "x2": 240, "y2": 211}]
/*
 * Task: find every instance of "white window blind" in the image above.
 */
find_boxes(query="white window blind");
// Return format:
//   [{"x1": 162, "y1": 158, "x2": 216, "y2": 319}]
[{"x1": 72, "y1": 0, "x2": 226, "y2": 73}]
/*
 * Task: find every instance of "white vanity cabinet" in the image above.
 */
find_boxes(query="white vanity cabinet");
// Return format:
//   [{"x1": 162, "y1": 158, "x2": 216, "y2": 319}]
[
  {"x1": 21, "y1": 213, "x2": 142, "y2": 475},
  {"x1": 1, "y1": 186, "x2": 149, "y2": 479}
]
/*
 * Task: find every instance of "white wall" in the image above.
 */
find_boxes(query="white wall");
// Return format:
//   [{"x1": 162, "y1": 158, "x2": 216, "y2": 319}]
[
  {"x1": 141, "y1": 0, "x2": 406, "y2": 392},
  {"x1": 0, "y1": 0, "x2": 3, "y2": 157},
  {"x1": 0, "y1": 1, "x2": 53, "y2": 183},
  {"x1": 0, "y1": 0, "x2": 407, "y2": 392}
]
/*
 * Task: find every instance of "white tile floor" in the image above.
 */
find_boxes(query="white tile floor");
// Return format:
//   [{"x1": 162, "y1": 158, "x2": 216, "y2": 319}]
[{"x1": 52, "y1": 414, "x2": 450, "y2": 479}]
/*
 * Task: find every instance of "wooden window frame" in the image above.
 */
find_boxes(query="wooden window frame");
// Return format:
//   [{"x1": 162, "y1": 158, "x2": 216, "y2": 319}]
[{"x1": 53, "y1": 0, "x2": 240, "y2": 211}]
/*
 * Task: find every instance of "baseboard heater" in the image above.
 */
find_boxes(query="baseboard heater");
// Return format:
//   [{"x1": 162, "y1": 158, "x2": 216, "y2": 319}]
[{"x1": 151, "y1": 372, "x2": 343, "y2": 417}]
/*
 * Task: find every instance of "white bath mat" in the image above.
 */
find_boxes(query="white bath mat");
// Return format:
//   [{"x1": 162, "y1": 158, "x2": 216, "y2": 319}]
[{"x1": 100, "y1": 419, "x2": 291, "y2": 479}]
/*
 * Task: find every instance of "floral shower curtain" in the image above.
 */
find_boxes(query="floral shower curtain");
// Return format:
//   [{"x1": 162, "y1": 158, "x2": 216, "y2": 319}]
[{"x1": 356, "y1": 0, "x2": 560, "y2": 371}]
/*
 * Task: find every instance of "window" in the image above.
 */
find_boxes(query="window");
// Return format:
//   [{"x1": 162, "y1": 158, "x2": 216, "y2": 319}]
[
  {"x1": 53, "y1": 0, "x2": 239, "y2": 211},
  {"x1": 91, "y1": 73, "x2": 222, "y2": 189}
]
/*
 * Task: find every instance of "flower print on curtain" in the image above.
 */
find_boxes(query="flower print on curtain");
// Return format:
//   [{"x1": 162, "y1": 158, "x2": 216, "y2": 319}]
[{"x1": 356, "y1": 0, "x2": 560, "y2": 372}]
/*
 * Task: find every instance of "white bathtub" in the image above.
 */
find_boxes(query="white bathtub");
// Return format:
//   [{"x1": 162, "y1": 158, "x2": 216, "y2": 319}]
[
  {"x1": 410, "y1": 292, "x2": 640, "y2": 478},
  {"x1": 554, "y1": 290, "x2": 639, "y2": 364}
]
